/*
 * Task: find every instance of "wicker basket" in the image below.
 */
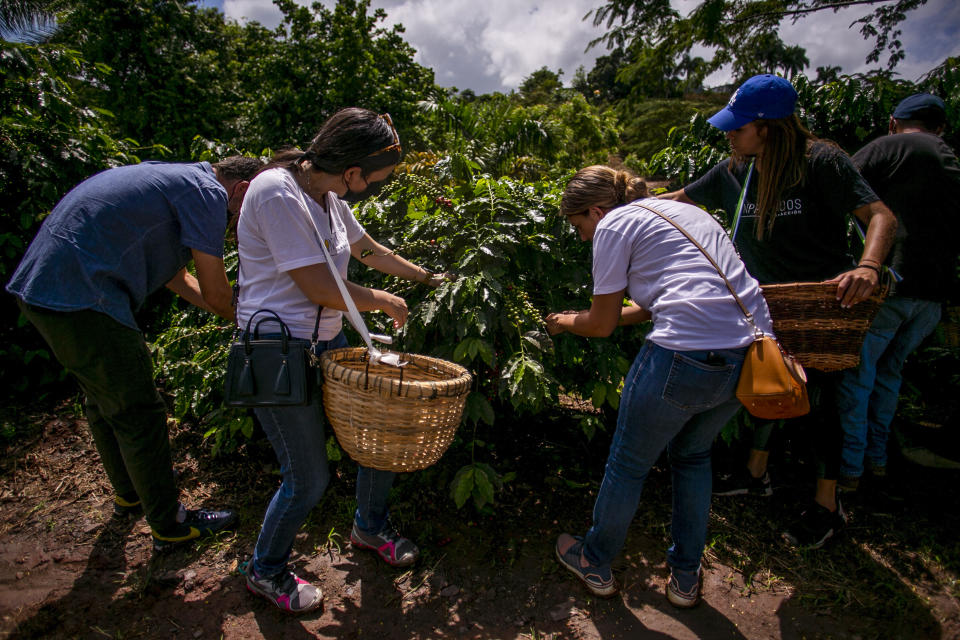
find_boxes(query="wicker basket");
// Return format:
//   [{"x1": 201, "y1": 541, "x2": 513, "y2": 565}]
[
  {"x1": 760, "y1": 282, "x2": 886, "y2": 372},
  {"x1": 319, "y1": 347, "x2": 472, "y2": 472}
]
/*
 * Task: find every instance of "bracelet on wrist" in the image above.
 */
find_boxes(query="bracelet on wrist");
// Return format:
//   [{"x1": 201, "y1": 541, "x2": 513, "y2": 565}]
[
  {"x1": 859, "y1": 258, "x2": 881, "y2": 267},
  {"x1": 857, "y1": 263, "x2": 882, "y2": 276}
]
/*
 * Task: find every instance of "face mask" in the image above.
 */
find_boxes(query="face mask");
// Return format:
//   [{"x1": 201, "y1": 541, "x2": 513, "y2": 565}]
[
  {"x1": 342, "y1": 181, "x2": 383, "y2": 203},
  {"x1": 341, "y1": 173, "x2": 392, "y2": 204}
]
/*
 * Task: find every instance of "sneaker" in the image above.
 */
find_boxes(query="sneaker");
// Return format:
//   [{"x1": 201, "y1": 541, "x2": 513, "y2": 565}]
[
  {"x1": 246, "y1": 567, "x2": 323, "y2": 614},
  {"x1": 713, "y1": 467, "x2": 773, "y2": 497},
  {"x1": 781, "y1": 500, "x2": 847, "y2": 549},
  {"x1": 114, "y1": 469, "x2": 180, "y2": 519},
  {"x1": 838, "y1": 475, "x2": 860, "y2": 492},
  {"x1": 152, "y1": 507, "x2": 237, "y2": 551},
  {"x1": 112, "y1": 494, "x2": 143, "y2": 519},
  {"x1": 349, "y1": 520, "x2": 419, "y2": 567},
  {"x1": 666, "y1": 566, "x2": 701, "y2": 608},
  {"x1": 867, "y1": 463, "x2": 887, "y2": 478},
  {"x1": 554, "y1": 533, "x2": 617, "y2": 598}
]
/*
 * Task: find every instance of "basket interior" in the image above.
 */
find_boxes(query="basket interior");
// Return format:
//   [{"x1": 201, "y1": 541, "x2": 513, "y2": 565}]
[
  {"x1": 334, "y1": 358, "x2": 454, "y2": 383},
  {"x1": 321, "y1": 347, "x2": 472, "y2": 398}
]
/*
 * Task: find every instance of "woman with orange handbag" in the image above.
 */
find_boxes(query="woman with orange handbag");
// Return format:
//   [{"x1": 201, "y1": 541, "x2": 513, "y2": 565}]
[{"x1": 546, "y1": 165, "x2": 774, "y2": 608}]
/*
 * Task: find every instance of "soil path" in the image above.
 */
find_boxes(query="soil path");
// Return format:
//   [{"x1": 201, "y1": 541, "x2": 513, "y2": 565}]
[{"x1": 1, "y1": 409, "x2": 958, "y2": 639}]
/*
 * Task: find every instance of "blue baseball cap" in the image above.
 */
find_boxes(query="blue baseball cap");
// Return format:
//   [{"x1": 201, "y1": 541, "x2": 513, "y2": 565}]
[
  {"x1": 707, "y1": 74, "x2": 799, "y2": 131},
  {"x1": 892, "y1": 93, "x2": 945, "y2": 119}
]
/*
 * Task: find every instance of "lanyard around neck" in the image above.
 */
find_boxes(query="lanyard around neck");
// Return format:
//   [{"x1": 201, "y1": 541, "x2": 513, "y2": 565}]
[{"x1": 729, "y1": 158, "x2": 755, "y2": 242}]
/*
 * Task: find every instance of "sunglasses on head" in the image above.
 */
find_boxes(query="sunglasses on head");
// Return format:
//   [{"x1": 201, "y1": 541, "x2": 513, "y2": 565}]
[{"x1": 366, "y1": 113, "x2": 402, "y2": 158}]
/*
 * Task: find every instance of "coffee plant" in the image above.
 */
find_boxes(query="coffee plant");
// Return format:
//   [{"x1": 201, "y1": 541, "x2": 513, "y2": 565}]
[{"x1": 355, "y1": 160, "x2": 647, "y2": 510}]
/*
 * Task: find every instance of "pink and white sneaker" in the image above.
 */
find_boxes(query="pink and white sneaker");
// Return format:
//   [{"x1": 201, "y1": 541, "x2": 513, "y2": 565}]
[
  {"x1": 349, "y1": 521, "x2": 420, "y2": 567},
  {"x1": 246, "y1": 567, "x2": 323, "y2": 614}
]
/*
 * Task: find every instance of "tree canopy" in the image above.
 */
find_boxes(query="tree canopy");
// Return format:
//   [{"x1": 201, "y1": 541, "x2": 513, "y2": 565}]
[{"x1": 585, "y1": 0, "x2": 930, "y2": 99}]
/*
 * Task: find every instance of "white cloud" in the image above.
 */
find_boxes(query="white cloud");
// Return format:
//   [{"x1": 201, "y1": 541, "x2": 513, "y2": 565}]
[
  {"x1": 778, "y1": 0, "x2": 958, "y2": 81},
  {"x1": 702, "y1": 0, "x2": 959, "y2": 86},
  {"x1": 222, "y1": 0, "x2": 283, "y2": 26},
  {"x1": 216, "y1": 0, "x2": 960, "y2": 93},
  {"x1": 218, "y1": 0, "x2": 605, "y2": 93}
]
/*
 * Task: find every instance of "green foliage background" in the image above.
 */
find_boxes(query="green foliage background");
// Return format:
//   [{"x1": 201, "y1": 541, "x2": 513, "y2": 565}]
[{"x1": 2, "y1": 0, "x2": 958, "y2": 508}]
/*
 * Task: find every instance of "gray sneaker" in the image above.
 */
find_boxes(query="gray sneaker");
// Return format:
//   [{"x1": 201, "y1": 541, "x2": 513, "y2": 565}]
[
  {"x1": 555, "y1": 533, "x2": 617, "y2": 598},
  {"x1": 246, "y1": 568, "x2": 323, "y2": 614},
  {"x1": 666, "y1": 566, "x2": 701, "y2": 608},
  {"x1": 350, "y1": 521, "x2": 420, "y2": 567}
]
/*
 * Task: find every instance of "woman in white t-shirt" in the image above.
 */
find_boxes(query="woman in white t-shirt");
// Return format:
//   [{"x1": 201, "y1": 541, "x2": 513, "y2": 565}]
[
  {"x1": 237, "y1": 108, "x2": 443, "y2": 614},
  {"x1": 545, "y1": 165, "x2": 773, "y2": 608}
]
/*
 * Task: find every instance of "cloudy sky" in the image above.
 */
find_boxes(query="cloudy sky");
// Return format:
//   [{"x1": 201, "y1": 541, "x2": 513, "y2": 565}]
[{"x1": 198, "y1": 0, "x2": 959, "y2": 94}]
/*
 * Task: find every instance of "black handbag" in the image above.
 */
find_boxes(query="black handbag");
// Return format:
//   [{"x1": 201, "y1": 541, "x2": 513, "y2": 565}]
[{"x1": 223, "y1": 309, "x2": 314, "y2": 407}]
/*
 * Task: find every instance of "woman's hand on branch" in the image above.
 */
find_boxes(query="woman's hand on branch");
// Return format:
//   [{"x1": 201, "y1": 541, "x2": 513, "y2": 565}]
[
  {"x1": 425, "y1": 271, "x2": 454, "y2": 287},
  {"x1": 545, "y1": 310, "x2": 578, "y2": 336}
]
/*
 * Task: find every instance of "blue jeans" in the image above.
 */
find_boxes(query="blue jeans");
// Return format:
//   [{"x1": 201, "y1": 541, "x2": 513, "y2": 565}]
[
  {"x1": 582, "y1": 341, "x2": 746, "y2": 573},
  {"x1": 251, "y1": 331, "x2": 396, "y2": 578},
  {"x1": 837, "y1": 297, "x2": 941, "y2": 478}
]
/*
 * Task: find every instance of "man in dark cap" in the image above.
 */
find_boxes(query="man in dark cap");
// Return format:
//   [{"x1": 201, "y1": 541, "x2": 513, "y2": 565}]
[
  {"x1": 7, "y1": 156, "x2": 262, "y2": 551},
  {"x1": 836, "y1": 93, "x2": 960, "y2": 492}
]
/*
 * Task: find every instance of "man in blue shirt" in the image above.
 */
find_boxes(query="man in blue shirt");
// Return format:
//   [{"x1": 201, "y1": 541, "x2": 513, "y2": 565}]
[{"x1": 7, "y1": 156, "x2": 261, "y2": 550}]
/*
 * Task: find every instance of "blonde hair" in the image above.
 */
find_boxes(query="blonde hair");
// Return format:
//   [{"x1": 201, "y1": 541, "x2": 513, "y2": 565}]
[{"x1": 560, "y1": 165, "x2": 648, "y2": 216}]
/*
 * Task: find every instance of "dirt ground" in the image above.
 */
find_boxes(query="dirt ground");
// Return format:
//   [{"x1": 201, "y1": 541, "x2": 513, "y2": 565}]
[{"x1": 1, "y1": 397, "x2": 959, "y2": 640}]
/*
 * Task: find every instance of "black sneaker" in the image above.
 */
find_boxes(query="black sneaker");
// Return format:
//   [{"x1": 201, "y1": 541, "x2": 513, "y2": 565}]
[
  {"x1": 866, "y1": 463, "x2": 887, "y2": 478},
  {"x1": 114, "y1": 469, "x2": 180, "y2": 519},
  {"x1": 837, "y1": 475, "x2": 860, "y2": 493},
  {"x1": 152, "y1": 508, "x2": 237, "y2": 551},
  {"x1": 112, "y1": 494, "x2": 143, "y2": 519},
  {"x1": 781, "y1": 500, "x2": 847, "y2": 549},
  {"x1": 713, "y1": 467, "x2": 772, "y2": 497}
]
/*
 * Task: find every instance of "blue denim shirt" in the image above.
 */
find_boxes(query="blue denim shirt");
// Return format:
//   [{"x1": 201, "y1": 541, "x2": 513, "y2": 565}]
[{"x1": 7, "y1": 162, "x2": 228, "y2": 330}]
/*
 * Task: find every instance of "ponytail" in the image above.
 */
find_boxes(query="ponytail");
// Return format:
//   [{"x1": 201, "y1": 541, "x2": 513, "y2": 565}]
[{"x1": 561, "y1": 165, "x2": 648, "y2": 216}]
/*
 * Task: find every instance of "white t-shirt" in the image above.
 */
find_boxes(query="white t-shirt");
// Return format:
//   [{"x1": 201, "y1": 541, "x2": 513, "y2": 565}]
[
  {"x1": 236, "y1": 167, "x2": 365, "y2": 340},
  {"x1": 592, "y1": 197, "x2": 774, "y2": 351}
]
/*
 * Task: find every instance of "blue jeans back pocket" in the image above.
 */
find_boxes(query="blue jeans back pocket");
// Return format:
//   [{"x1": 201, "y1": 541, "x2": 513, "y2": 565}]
[{"x1": 662, "y1": 352, "x2": 738, "y2": 412}]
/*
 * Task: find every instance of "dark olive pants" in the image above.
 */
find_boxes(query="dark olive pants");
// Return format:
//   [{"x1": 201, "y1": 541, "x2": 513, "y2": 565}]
[
  {"x1": 18, "y1": 300, "x2": 179, "y2": 532},
  {"x1": 749, "y1": 368, "x2": 844, "y2": 480}
]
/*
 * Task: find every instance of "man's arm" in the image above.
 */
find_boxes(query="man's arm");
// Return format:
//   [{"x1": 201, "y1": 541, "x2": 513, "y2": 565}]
[
  {"x1": 165, "y1": 268, "x2": 208, "y2": 310},
  {"x1": 164, "y1": 249, "x2": 234, "y2": 320}
]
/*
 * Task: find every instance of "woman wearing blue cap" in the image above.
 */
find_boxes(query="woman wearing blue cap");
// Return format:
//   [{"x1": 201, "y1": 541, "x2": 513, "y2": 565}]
[{"x1": 661, "y1": 74, "x2": 898, "y2": 549}]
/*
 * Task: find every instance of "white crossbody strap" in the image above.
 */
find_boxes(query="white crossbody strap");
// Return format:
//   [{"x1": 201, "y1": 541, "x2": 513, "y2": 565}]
[{"x1": 295, "y1": 188, "x2": 402, "y2": 367}]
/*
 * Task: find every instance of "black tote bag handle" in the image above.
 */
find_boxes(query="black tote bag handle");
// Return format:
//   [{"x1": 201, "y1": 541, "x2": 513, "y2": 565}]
[{"x1": 243, "y1": 309, "x2": 291, "y2": 354}]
